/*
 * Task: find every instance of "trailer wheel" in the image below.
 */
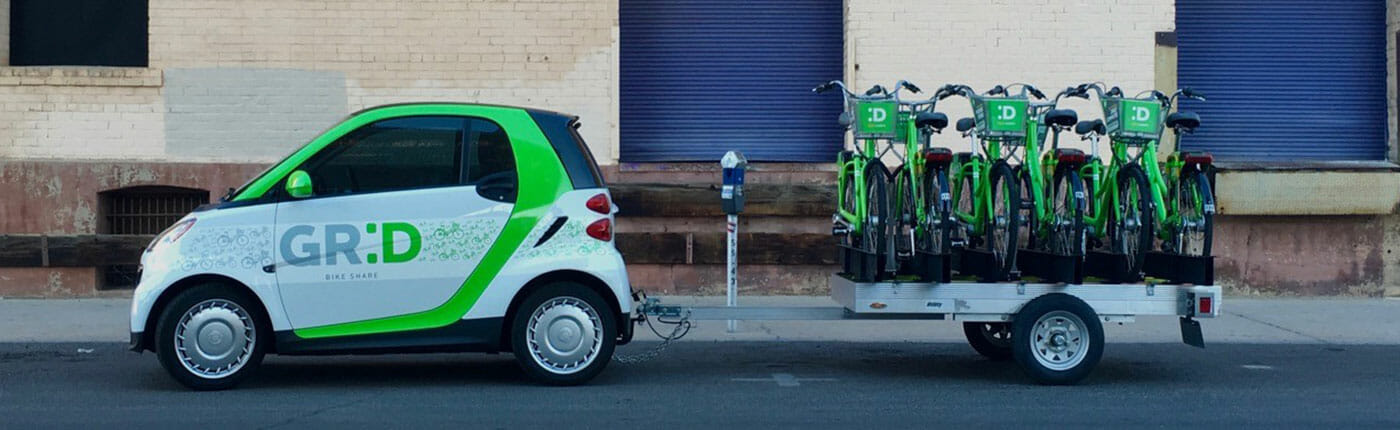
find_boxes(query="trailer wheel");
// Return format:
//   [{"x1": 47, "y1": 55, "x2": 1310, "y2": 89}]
[
  {"x1": 962, "y1": 322, "x2": 1013, "y2": 361},
  {"x1": 1011, "y1": 293, "x2": 1104, "y2": 385}
]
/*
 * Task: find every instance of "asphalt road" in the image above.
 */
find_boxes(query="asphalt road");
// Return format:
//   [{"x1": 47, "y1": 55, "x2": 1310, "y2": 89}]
[{"x1": 2, "y1": 341, "x2": 1398, "y2": 429}]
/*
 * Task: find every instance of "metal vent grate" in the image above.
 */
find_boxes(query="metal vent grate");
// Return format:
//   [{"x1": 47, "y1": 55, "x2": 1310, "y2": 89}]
[{"x1": 99, "y1": 186, "x2": 209, "y2": 289}]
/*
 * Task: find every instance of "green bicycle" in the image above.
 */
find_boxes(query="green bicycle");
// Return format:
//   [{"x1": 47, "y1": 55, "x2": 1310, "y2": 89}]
[
  {"x1": 935, "y1": 84, "x2": 1025, "y2": 281},
  {"x1": 887, "y1": 81, "x2": 954, "y2": 282},
  {"x1": 1005, "y1": 83, "x2": 1090, "y2": 283},
  {"x1": 814, "y1": 80, "x2": 912, "y2": 281},
  {"x1": 1067, "y1": 83, "x2": 1213, "y2": 281}
]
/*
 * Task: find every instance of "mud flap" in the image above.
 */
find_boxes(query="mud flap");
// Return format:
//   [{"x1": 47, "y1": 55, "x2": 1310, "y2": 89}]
[{"x1": 1180, "y1": 316, "x2": 1205, "y2": 348}]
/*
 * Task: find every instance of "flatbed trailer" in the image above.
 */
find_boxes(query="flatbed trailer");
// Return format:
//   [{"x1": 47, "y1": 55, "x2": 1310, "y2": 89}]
[{"x1": 637, "y1": 274, "x2": 1222, "y2": 385}]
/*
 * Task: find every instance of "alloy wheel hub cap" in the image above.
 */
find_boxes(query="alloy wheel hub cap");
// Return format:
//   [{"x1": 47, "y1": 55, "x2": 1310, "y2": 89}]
[
  {"x1": 175, "y1": 299, "x2": 254, "y2": 379},
  {"x1": 528, "y1": 297, "x2": 601, "y2": 375}
]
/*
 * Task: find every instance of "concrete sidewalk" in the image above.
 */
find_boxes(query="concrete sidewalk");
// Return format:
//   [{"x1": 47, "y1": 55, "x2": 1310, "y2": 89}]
[{"x1": 2, "y1": 296, "x2": 1398, "y2": 345}]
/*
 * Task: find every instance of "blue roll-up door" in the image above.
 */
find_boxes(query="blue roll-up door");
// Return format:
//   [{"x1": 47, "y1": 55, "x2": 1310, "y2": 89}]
[
  {"x1": 1176, "y1": 0, "x2": 1388, "y2": 161},
  {"x1": 619, "y1": 0, "x2": 843, "y2": 162}
]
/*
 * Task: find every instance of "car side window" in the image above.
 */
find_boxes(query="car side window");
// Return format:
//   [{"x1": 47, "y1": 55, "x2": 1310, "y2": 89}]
[
  {"x1": 464, "y1": 118, "x2": 518, "y2": 202},
  {"x1": 301, "y1": 116, "x2": 465, "y2": 196}
]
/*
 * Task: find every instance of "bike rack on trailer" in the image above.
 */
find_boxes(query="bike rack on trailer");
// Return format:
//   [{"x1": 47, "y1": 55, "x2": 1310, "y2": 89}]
[{"x1": 635, "y1": 274, "x2": 1221, "y2": 385}]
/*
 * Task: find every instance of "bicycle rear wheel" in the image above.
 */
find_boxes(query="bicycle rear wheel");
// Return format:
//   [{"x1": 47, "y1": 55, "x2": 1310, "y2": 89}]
[
  {"x1": 1173, "y1": 170, "x2": 1213, "y2": 257},
  {"x1": 1049, "y1": 167, "x2": 1087, "y2": 256},
  {"x1": 921, "y1": 166, "x2": 952, "y2": 254}
]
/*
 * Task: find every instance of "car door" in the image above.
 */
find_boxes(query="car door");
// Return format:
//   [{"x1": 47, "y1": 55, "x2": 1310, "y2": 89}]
[{"x1": 274, "y1": 116, "x2": 519, "y2": 329}]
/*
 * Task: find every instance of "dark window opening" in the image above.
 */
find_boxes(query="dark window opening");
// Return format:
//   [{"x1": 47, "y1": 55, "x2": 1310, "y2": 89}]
[
  {"x1": 10, "y1": 0, "x2": 149, "y2": 67},
  {"x1": 97, "y1": 186, "x2": 209, "y2": 289}
]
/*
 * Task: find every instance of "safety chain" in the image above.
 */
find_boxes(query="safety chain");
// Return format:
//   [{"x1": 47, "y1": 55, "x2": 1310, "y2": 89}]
[{"x1": 613, "y1": 310, "x2": 692, "y2": 365}]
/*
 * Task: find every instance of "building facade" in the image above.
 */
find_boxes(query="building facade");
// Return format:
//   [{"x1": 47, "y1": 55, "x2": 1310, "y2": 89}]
[{"x1": 0, "y1": 0, "x2": 1396, "y2": 297}]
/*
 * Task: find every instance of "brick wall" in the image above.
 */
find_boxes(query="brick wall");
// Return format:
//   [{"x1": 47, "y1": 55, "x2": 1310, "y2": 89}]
[
  {"x1": 847, "y1": 0, "x2": 1174, "y2": 155},
  {"x1": 0, "y1": 0, "x2": 619, "y2": 164}
]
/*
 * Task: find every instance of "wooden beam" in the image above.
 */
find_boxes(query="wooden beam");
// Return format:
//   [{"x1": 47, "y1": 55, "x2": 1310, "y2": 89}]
[
  {"x1": 616, "y1": 232, "x2": 835, "y2": 265},
  {"x1": 0, "y1": 234, "x2": 152, "y2": 267},
  {"x1": 610, "y1": 183, "x2": 836, "y2": 217}
]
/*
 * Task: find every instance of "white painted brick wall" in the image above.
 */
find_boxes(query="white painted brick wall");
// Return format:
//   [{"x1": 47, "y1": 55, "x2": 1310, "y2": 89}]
[
  {"x1": 0, "y1": 0, "x2": 618, "y2": 164},
  {"x1": 848, "y1": 0, "x2": 1174, "y2": 155}
]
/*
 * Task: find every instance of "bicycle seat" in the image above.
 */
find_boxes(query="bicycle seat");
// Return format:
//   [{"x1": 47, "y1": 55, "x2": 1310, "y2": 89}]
[
  {"x1": 1046, "y1": 109, "x2": 1078, "y2": 128},
  {"x1": 1166, "y1": 112, "x2": 1200, "y2": 130},
  {"x1": 916, "y1": 112, "x2": 948, "y2": 130},
  {"x1": 1075, "y1": 119, "x2": 1106, "y2": 136},
  {"x1": 956, "y1": 117, "x2": 976, "y2": 133}
]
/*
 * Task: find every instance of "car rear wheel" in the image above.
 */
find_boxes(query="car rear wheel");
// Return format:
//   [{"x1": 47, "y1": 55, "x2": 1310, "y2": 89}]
[
  {"x1": 154, "y1": 283, "x2": 268, "y2": 391},
  {"x1": 511, "y1": 283, "x2": 617, "y2": 385}
]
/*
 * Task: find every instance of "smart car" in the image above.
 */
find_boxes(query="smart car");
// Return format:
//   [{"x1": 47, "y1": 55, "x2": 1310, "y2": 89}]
[{"x1": 129, "y1": 103, "x2": 632, "y2": 390}]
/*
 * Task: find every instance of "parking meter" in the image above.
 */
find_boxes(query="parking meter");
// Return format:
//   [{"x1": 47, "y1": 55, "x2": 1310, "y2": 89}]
[
  {"x1": 721, "y1": 151, "x2": 747, "y2": 214},
  {"x1": 720, "y1": 150, "x2": 747, "y2": 332}
]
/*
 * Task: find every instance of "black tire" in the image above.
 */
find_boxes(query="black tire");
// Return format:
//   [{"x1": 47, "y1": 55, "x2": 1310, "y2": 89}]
[
  {"x1": 892, "y1": 164, "x2": 916, "y2": 260},
  {"x1": 1011, "y1": 293, "x2": 1105, "y2": 385},
  {"x1": 963, "y1": 322, "x2": 1013, "y2": 361},
  {"x1": 1049, "y1": 167, "x2": 1087, "y2": 257},
  {"x1": 921, "y1": 166, "x2": 952, "y2": 255},
  {"x1": 951, "y1": 164, "x2": 977, "y2": 249},
  {"x1": 154, "y1": 283, "x2": 269, "y2": 391},
  {"x1": 838, "y1": 156, "x2": 861, "y2": 249},
  {"x1": 864, "y1": 162, "x2": 894, "y2": 277},
  {"x1": 987, "y1": 162, "x2": 1020, "y2": 281},
  {"x1": 1173, "y1": 170, "x2": 1214, "y2": 257},
  {"x1": 1111, "y1": 165, "x2": 1153, "y2": 278},
  {"x1": 1016, "y1": 166, "x2": 1038, "y2": 250},
  {"x1": 511, "y1": 282, "x2": 617, "y2": 386}
]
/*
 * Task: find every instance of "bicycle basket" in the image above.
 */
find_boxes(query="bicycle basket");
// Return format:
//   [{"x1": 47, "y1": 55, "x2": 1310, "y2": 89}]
[
  {"x1": 853, "y1": 100, "x2": 898, "y2": 140},
  {"x1": 971, "y1": 97, "x2": 1029, "y2": 140},
  {"x1": 1102, "y1": 98, "x2": 1161, "y2": 144}
]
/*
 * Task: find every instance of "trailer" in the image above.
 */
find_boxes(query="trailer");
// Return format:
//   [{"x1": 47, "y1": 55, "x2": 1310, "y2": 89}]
[{"x1": 636, "y1": 274, "x2": 1222, "y2": 385}]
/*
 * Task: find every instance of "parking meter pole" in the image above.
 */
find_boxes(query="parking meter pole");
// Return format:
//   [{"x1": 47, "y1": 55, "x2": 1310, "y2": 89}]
[
  {"x1": 720, "y1": 151, "x2": 747, "y2": 333},
  {"x1": 727, "y1": 213, "x2": 738, "y2": 333}
]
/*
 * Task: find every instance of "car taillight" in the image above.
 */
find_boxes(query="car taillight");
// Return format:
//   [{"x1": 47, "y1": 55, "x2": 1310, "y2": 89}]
[
  {"x1": 586, "y1": 218, "x2": 612, "y2": 241},
  {"x1": 586, "y1": 193, "x2": 610, "y2": 214},
  {"x1": 1198, "y1": 296, "x2": 1213, "y2": 315}
]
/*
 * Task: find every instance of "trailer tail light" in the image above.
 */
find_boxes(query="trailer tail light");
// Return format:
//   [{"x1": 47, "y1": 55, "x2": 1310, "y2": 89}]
[
  {"x1": 1198, "y1": 296, "x2": 1212, "y2": 315},
  {"x1": 586, "y1": 218, "x2": 612, "y2": 241},
  {"x1": 586, "y1": 193, "x2": 611, "y2": 214}
]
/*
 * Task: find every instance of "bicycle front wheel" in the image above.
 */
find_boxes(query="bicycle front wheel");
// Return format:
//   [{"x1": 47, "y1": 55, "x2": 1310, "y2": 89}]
[
  {"x1": 1111, "y1": 165, "x2": 1153, "y2": 277},
  {"x1": 987, "y1": 162, "x2": 1020, "y2": 281}
]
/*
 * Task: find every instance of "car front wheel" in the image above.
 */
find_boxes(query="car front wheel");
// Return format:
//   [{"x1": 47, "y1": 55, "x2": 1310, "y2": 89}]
[{"x1": 154, "y1": 283, "x2": 268, "y2": 391}]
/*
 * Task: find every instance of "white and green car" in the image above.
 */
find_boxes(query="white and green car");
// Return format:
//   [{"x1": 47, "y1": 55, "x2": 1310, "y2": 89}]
[{"x1": 130, "y1": 103, "x2": 632, "y2": 390}]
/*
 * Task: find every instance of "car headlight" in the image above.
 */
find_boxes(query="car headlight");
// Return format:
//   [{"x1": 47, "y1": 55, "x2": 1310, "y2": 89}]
[{"x1": 146, "y1": 218, "x2": 197, "y2": 252}]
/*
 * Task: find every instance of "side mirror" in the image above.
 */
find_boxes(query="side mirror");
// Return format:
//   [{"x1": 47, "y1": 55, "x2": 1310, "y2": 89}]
[{"x1": 285, "y1": 170, "x2": 314, "y2": 199}]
